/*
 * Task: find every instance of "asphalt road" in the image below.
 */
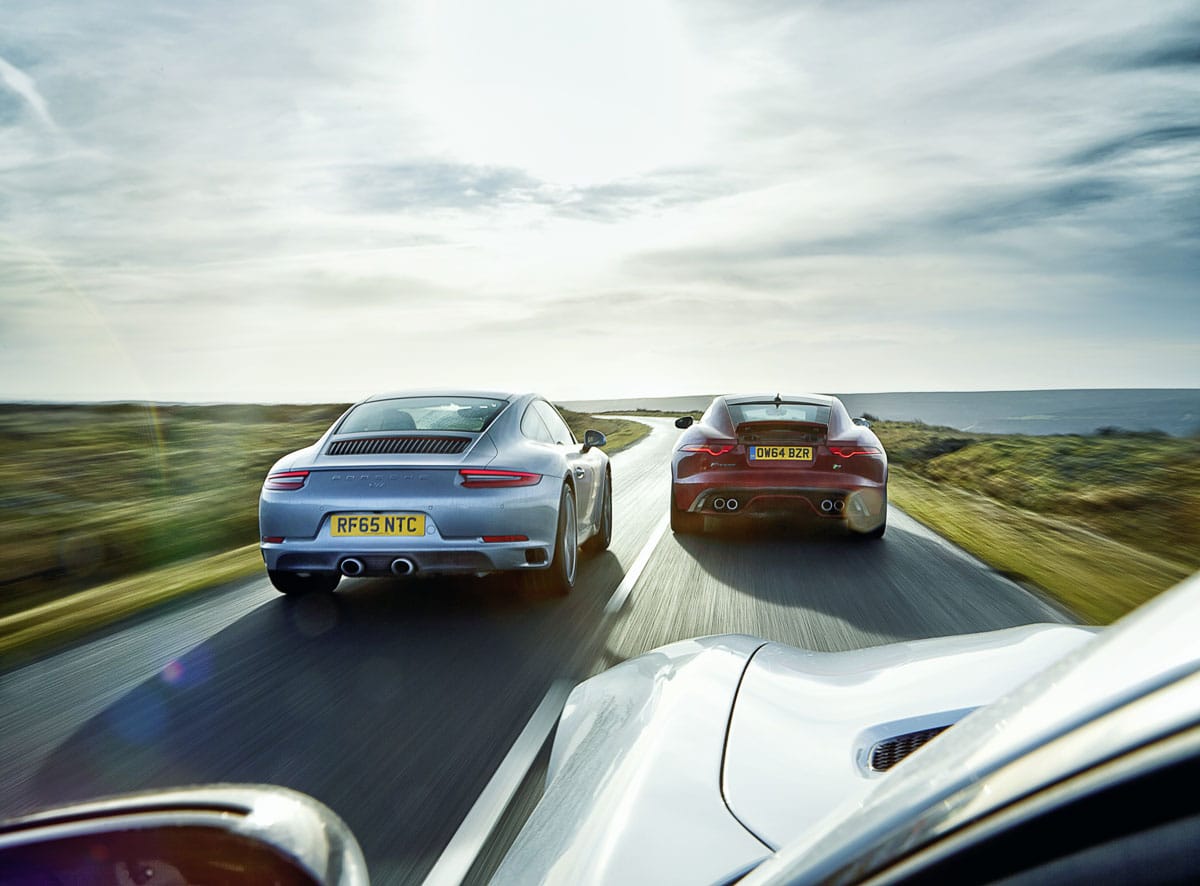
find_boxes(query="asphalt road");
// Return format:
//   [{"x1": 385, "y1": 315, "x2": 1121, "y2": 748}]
[{"x1": 0, "y1": 417, "x2": 1068, "y2": 884}]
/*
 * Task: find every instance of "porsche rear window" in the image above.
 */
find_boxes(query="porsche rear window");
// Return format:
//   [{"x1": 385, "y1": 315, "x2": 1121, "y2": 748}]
[
  {"x1": 337, "y1": 397, "x2": 507, "y2": 433},
  {"x1": 728, "y1": 402, "x2": 831, "y2": 425}
]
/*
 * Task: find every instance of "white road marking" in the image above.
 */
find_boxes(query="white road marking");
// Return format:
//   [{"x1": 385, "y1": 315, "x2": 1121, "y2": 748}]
[
  {"x1": 604, "y1": 512, "x2": 670, "y2": 615},
  {"x1": 422, "y1": 509, "x2": 672, "y2": 885},
  {"x1": 422, "y1": 679, "x2": 574, "y2": 886}
]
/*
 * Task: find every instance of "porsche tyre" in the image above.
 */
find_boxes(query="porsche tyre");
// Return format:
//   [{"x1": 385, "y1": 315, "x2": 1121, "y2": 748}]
[
  {"x1": 268, "y1": 570, "x2": 340, "y2": 595},
  {"x1": 583, "y1": 470, "x2": 613, "y2": 555},
  {"x1": 526, "y1": 483, "x2": 577, "y2": 596}
]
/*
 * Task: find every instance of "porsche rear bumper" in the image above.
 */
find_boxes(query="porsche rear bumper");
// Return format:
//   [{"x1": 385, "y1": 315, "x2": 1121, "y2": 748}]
[
  {"x1": 259, "y1": 470, "x2": 562, "y2": 576},
  {"x1": 261, "y1": 537, "x2": 552, "y2": 576}
]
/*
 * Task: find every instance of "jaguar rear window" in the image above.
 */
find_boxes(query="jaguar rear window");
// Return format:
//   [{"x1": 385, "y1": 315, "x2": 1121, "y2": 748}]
[{"x1": 728, "y1": 402, "x2": 832, "y2": 425}]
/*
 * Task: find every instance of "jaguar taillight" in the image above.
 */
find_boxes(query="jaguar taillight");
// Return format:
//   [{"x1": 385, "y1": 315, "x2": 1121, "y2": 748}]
[
  {"x1": 828, "y1": 446, "x2": 882, "y2": 458},
  {"x1": 681, "y1": 442, "x2": 737, "y2": 457}
]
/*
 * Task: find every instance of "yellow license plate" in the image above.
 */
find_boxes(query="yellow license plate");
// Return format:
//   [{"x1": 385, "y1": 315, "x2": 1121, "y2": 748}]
[
  {"x1": 331, "y1": 514, "x2": 426, "y2": 536},
  {"x1": 750, "y1": 446, "x2": 813, "y2": 461}
]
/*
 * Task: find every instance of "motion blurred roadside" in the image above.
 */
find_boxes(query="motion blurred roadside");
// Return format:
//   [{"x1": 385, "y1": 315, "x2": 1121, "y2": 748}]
[{"x1": 0, "y1": 403, "x2": 346, "y2": 619}]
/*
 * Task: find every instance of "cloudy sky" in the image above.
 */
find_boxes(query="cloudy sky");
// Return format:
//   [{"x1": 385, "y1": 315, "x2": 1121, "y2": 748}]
[{"x1": 1, "y1": 0, "x2": 1197, "y2": 401}]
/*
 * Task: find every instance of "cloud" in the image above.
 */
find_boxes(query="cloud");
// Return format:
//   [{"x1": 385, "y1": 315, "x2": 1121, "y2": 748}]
[
  {"x1": 0, "y1": 54, "x2": 56, "y2": 130},
  {"x1": 552, "y1": 169, "x2": 740, "y2": 220},
  {"x1": 935, "y1": 178, "x2": 1130, "y2": 235},
  {"x1": 628, "y1": 175, "x2": 1136, "y2": 273},
  {"x1": 1108, "y1": 18, "x2": 1200, "y2": 70},
  {"x1": 344, "y1": 162, "x2": 544, "y2": 211},
  {"x1": 1065, "y1": 126, "x2": 1200, "y2": 166},
  {"x1": 340, "y1": 160, "x2": 738, "y2": 221}
]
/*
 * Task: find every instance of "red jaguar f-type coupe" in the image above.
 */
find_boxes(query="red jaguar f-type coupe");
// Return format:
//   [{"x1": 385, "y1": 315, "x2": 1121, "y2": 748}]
[{"x1": 670, "y1": 393, "x2": 888, "y2": 537}]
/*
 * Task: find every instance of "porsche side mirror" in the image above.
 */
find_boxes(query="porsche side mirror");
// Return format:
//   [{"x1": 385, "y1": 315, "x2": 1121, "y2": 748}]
[
  {"x1": 853, "y1": 417, "x2": 872, "y2": 428},
  {"x1": 675, "y1": 416, "x2": 694, "y2": 429},
  {"x1": 582, "y1": 429, "x2": 607, "y2": 452},
  {"x1": 0, "y1": 786, "x2": 368, "y2": 886}
]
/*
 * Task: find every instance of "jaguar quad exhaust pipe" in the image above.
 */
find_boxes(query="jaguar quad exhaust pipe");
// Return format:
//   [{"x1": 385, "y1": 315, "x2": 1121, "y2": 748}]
[
  {"x1": 713, "y1": 498, "x2": 740, "y2": 512},
  {"x1": 820, "y1": 499, "x2": 846, "y2": 513},
  {"x1": 390, "y1": 557, "x2": 416, "y2": 577},
  {"x1": 339, "y1": 557, "x2": 365, "y2": 577}
]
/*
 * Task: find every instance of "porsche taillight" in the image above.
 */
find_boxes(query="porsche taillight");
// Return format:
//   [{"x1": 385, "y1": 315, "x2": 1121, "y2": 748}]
[
  {"x1": 265, "y1": 470, "x2": 310, "y2": 490},
  {"x1": 459, "y1": 469, "x2": 542, "y2": 488}
]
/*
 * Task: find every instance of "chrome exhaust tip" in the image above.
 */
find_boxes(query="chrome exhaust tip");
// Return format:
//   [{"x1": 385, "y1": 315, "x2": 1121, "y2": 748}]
[
  {"x1": 713, "y1": 498, "x2": 727, "y2": 510},
  {"x1": 339, "y1": 557, "x2": 365, "y2": 577},
  {"x1": 833, "y1": 500, "x2": 845, "y2": 513},
  {"x1": 390, "y1": 557, "x2": 416, "y2": 577},
  {"x1": 820, "y1": 499, "x2": 834, "y2": 512},
  {"x1": 725, "y1": 498, "x2": 739, "y2": 511}
]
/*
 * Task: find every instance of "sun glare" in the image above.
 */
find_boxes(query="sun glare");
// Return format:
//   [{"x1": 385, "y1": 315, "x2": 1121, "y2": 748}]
[{"x1": 410, "y1": 0, "x2": 708, "y2": 183}]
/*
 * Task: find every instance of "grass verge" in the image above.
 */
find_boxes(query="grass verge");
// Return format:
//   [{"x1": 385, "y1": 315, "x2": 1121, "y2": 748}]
[
  {"x1": 595, "y1": 408, "x2": 704, "y2": 420},
  {"x1": 888, "y1": 467, "x2": 1192, "y2": 624},
  {"x1": 875, "y1": 420, "x2": 1198, "y2": 569},
  {"x1": 560, "y1": 409, "x2": 651, "y2": 455},
  {"x1": 0, "y1": 544, "x2": 262, "y2": 667}
]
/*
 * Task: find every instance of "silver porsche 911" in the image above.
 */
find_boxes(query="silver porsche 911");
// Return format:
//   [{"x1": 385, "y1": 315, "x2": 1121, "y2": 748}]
[{"x1": 258, "y1": 391, "x2": 611, "y2": 596}]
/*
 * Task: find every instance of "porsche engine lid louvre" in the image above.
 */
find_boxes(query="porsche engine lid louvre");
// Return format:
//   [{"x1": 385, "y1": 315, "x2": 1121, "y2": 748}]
[{"x1": 326, "y1": 436, "x2": 471, "y2": 456}]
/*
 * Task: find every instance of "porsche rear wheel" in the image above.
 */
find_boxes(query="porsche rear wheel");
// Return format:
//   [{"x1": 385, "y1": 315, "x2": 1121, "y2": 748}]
[
  {"x1": 526, "y1": 483, "x2": 577, "y2": 596},
  {"x1": 268, "y1": 570, "x2": 340, "y2": 595},
  {"x1": 583, "y1": 470, "x2": 612, "y2": 555}
]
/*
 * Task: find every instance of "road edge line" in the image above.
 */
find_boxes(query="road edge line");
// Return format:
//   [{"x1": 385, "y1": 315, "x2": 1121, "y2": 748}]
[
  {"x1": 604, "y1": 512, "x2": 669, "y2": 615},
  {"x1": 421, "y1": 678, "x2": 574, "y2": 886},
  {"x1": 423, "y1": 510, "x2": 671, "y2": 884}
]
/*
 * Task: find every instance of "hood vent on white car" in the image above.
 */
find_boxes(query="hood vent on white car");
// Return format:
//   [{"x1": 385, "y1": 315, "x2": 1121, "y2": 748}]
[
  {"x1": 327, "y1": 436, "x2": 471, "y2": 456},
  {"x1": 868, "y1": 725, "x2": 949, "y2": 772}
]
